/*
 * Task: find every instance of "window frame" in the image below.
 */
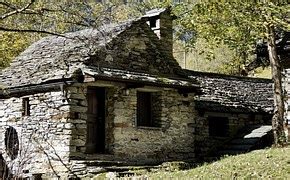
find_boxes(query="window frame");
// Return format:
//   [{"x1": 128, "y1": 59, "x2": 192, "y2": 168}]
[{"x1": 22, "y1": 97, "x2": 30, "y2": 116}]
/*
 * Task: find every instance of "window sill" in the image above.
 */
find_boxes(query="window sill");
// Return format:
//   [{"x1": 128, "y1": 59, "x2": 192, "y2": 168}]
[{"x1": 136, "y1": 126, "x2": 162, "y2": 131}]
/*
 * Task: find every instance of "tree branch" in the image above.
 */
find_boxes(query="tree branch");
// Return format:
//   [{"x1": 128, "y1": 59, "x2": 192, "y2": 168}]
[
  {"x1": 0, "y1": 0, "x2": 35, "y2": 20},
  {"x1": 0, "y1": 26, "x2": 67, "y2": 38},
  {"x1": 0, "y1": 2, "x2": 18, "y2": 10}
]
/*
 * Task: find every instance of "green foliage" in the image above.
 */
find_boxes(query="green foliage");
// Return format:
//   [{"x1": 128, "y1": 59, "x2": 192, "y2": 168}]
[
  {"x1": 0, "y1": 32, "x2": 32, "y2": 68},
  {"x1": 173, "y1": 39, "x2": 242, "y2": 75},
  {"x1": 174, "y1": 2, "x2": 289, "y2": 74},
  {"x1": 250, "y1": 67, "x2": 272, "y2": 78}
]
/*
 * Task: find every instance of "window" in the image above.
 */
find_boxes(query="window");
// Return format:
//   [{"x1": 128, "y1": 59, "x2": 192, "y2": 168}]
[
  {"x1": 137, "y1": 92, "x2": 152, "y2": 127},
  {"x1": 137, "y1": 91, "x2": 162, "y2": 127},
  {"x1": 22, "y1": 97, "x2": 30, "y2": 116},
  {"x1": 208, "y1": 116, "x2": 229, "y2": 137},
  {"x1": 149, "y1": 18, "x2": 157, "y2": 28}
]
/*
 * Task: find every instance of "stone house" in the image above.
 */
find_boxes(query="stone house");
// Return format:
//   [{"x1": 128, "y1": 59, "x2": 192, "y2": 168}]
[{"x1": 0, "y1": 8, "x2": 274, "y2": 179}]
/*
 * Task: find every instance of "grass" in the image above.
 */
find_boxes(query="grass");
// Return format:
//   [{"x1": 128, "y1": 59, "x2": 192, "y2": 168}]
[{"x1": 132, "y1": 147, "x2": 290, "y2": 179}]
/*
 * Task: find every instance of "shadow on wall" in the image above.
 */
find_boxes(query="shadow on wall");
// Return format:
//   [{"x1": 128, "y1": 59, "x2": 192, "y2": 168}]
[
  {"x1": 1, "y1": 126, "x2": 19, "y2": 179},
  {"x1": 5, "y1": 126, "x2": 19, "y2": 160},
  {"x1": 0, "y1": 153, "x2": 13, "y2": 179}
]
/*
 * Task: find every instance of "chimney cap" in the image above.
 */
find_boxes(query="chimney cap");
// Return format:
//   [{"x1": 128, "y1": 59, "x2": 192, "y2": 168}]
[
  {"x1": 142, "y1": 7, "x2": 177, "y2": 20},
  {"x1": 143, "y1": 8, "x2": 167, "y2": 18}
]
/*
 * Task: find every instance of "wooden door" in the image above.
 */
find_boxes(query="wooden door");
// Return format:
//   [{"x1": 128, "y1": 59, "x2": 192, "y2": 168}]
[{"x1": 86, "y1": 87, "x2": 106, "y2": 154}]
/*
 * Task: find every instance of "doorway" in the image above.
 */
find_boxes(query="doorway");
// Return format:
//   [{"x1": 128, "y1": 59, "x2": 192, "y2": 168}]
[{"x1": 86, "y1": 87, "x2": 106, "y2": 154}]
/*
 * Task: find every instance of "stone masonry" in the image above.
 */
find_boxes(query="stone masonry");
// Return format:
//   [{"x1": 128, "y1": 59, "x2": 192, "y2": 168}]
[
  {"x1": 67, "y1": 81, "x2": 196, "y2": 175},
  {"x1": 188, "y1": 70, "x2": 273, "y2": 159},
  {"x1": 0, "y1": 91, "x2": 71, "y2": 178},
  {"x1": 0, "y1": 81, "x2": 197, "y2": 178}
]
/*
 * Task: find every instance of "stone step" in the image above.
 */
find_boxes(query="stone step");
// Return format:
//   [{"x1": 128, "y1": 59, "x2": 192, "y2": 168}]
[
  {"x1": 85, "y1": 160, "x2": 126, "y2": 167},
  {"x1": 72, "y1": 160, "x2": 130, "y2": 167},
  {"x1": 74, "y1": 164, "x2": 158, "y2": 178},
  {"x1": 118, "y1": 171, "x2": 136, "y2": 177},
  {"x1": 235, "y1": 125, "x2": 272, "y2": 138},
  {"x1": 71, "y1": 160, "x2": 159, "y2": 177},
  {"x1": 104, "y1": 165, "x2": 154, "y2": 172},
  {"x1": 205, "y1": 125, "x2": 273, "y2": 161}
]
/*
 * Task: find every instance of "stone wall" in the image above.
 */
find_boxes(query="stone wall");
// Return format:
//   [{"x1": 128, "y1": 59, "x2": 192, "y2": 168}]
[
  {"x1": 86, "y1": 20, "x2": 181, "y2": 77},
  {"x1": 67, "y1": 81, "x2": 196, "y2": 164},
  {"x1": 0, "y1": 80, "x2": 197, "y2": 178},
  {"x1": 0, "y1": 91, "x2": 71, "y2": 178},
  {"x1": 111, "y1": 89, "x2": 196, "y2": 163}
]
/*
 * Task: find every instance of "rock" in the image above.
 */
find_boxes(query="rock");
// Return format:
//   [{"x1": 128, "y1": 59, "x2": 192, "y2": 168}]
[{"x1": 106, "y1": 172, "x2": 117, "y2": 179}]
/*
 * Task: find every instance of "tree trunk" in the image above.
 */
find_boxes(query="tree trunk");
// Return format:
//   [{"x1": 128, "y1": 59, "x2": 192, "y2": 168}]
[{"x1": 267, "y1": 25, "x2": 287, "y2": 146}]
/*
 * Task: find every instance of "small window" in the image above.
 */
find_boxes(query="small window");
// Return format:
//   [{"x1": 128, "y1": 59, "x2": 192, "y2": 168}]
[
  {"x1": 137, "y1": 91, "x2": 162, "y2": 127},
  {"x1": 149, "y1": 18, "x2": 157, "y2": 28},
  {"x1": 22, "y1": 97, "x2": 30, "y2": 116},
  {"x1": 208, "y1": 116, "x2": 229, "y2": 137},
  {"x1": 137, "y1": 92, "x2": 152, "y2": 127}
]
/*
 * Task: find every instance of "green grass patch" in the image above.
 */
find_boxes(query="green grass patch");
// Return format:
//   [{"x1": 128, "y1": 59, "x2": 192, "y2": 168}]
[{"x1": 135, "y1": 147, "x2": 290, "y2": 179}]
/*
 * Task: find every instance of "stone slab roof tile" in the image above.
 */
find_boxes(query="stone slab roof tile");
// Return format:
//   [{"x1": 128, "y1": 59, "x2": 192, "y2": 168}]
[{"x1": 186, "y1": 70, "x2": 274, "y2": 113}]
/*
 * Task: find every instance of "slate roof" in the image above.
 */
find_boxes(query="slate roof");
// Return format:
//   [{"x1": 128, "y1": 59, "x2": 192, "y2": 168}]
[
  {"x1": 0, "y1": 21, "x2": 133, "y2": 89},
  {"x1": 187, "y1": 70, "x2": 274, "y2": 113}
]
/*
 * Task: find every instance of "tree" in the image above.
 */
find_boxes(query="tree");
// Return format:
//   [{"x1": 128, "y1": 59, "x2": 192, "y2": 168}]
[{"x1": 175, "y1": 1, "x2": 289, "y2": 146}]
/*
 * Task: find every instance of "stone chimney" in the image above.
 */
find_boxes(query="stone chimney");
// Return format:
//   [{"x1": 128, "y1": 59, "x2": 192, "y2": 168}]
[{"x1": 143, "y1": 8, "x2": 176, "y2": 56}]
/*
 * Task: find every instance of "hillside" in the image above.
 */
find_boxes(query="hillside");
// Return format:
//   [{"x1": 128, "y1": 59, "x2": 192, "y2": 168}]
[{"x1": 141, "y1": 147, "x2": 290, "y2": 179}]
